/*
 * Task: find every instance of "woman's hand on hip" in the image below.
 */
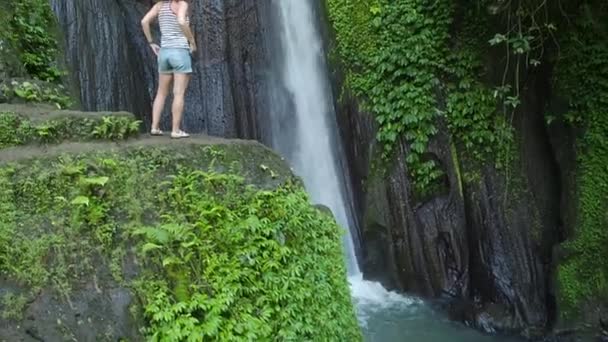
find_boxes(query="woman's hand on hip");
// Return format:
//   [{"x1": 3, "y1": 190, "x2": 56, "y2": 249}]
[{"x1": 150, "y1": 43, "x2": 161, "y2": 56}]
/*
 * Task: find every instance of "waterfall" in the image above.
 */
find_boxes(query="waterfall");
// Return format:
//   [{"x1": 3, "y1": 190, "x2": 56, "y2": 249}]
[
  {"x1": 268, "y1": 1, "x2": 424, "y2": 334},
  {"x1": 270, "y1": 0, "x2": 360, "y2": 275}
]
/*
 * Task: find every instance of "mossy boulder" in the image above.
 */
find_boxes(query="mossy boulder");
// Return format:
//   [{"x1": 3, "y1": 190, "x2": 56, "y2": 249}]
[
  {"x1": 0, "y1": 103, "x2": 139, "y2": 148},
  {"x1": 0, "y1": 108, "x2": 361, "y2": 341}
]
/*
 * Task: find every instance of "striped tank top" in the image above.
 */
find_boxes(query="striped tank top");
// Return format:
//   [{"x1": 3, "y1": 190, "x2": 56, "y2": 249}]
[{"x1": 159, "y1": 1, "x2": 190, "y2": 49}]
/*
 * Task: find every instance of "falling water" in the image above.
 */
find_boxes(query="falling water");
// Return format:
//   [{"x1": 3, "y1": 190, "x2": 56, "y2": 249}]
[
  {"x1": 270, "y1": 0, "x2": 359, "y2": 276},
  {"x1": 270, "y1": 0, "x2": 416, "y2": 328},
  {"x1": 270, "y1": 1, "x2": 518, "y2": 341}
]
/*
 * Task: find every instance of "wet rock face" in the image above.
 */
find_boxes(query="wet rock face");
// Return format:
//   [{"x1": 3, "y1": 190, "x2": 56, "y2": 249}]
[
  {"x1": 340, "y1": 106, "x2": 552, "y2": 335},
  {"x1": 382, "y1": 132, "x2": 469, "y2": 300},
  {"x1": 50, "y1": 0, "x2": 151, "y2": 120},
  {"x1": 332, "y1": 92, "x2": 470, "y2": 299},
  {"x1": 51, "y1": 0, "x2": 276, "y2": 139},
  {"x1": 0, "y1": 271, "x2": 140, "y2": 341},
  {"x1": 331, "y1": 56, "x2": 559, "y2": 338},
  {"x1": 466, "y1": 167, "x2": 549, "y2": 336}
]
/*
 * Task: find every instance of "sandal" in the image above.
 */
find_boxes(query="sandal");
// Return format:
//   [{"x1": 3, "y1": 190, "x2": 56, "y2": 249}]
[
  {"x1": 150, "y1": 128, "x2": 163, "y2": 136},
  {"x1": 171, "y1": 130, "x2": 190, "y2": 139}
]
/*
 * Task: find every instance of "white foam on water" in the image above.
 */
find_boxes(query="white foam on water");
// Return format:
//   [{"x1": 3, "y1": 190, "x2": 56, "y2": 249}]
[
  {"x1": 349, "y1": 275, "x2": 418, "y2": 307},
  {"x1": 349, "y1": 274, "x2": 421, "y2": 327}
]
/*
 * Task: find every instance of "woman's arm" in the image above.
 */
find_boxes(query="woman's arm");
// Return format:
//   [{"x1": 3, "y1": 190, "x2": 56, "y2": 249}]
[
  {"x1": 177, "y1": 1, "x2": 196, "y2": 52},
  {"x1": 141, "y1": 3, "x2": 161, "y2": 54}
]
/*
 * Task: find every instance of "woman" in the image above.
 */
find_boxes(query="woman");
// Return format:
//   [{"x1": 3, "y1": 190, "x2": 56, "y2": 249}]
[{"x1": 141, "y1": 0, "x2": 196, "y2": 139}]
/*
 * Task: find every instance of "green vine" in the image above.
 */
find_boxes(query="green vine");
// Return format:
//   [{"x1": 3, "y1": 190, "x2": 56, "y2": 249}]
[
  {"x1": 552, "y1": 0, "x2": 608, "y2": 317},
  {"x1": 444, "y1": 7, "x2": 515, "y2": 169},
  {"x1": 327, "y1": 0, "x2": 453, "y2": 192}
]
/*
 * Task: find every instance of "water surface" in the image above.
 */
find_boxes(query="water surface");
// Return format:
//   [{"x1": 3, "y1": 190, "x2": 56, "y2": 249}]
[{"x1": 351, "y1": 276, "x2": 519, "y2": 342}]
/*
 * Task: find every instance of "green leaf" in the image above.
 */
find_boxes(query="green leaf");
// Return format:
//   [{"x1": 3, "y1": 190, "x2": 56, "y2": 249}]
[
  {"x1": 82, "y1": 176, "x2": 109, "y2": 186},
  {"x1": 162, "y1": 256, "x2": 182, "y2": 267},
  {"x1": 142, "y1": 243, "x2": 163, "y2": 253},
  {"x1": 71, "y1": 196, "x2": 90, "y2": 206}
]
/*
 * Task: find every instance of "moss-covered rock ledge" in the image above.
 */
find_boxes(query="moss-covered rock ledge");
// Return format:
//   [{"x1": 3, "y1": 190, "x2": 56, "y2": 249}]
[
  {"x1": 0, "y1": 103, "x2": 140, "y2": 148},
  {"x1": 0, "y1": 110, "x2": 361, "y2": 341}
]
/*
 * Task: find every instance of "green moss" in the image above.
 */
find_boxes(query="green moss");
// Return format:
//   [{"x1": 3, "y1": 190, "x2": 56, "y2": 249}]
[
  {"x1": 557, "y1": 114, "x2": 608, "y2": 316},
  {"x1": 0, "y1": 142, "x2": 361, "y2": 340},
  {"x1": 324, "y1": 0, "x2": 381, "y2": 93},
  {"x1": 0, "y1": 109, "x2": 141, "y2": 148},
  {"x1": 0, "y1": 292, "x2": 29, "y2": 320},
  {"x1": 554, "y1": 2, "x2": 608, "y2": 318}
]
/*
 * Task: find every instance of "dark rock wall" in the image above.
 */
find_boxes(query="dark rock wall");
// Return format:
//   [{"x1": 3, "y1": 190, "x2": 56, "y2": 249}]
[
  {"x1": 50, "y1": 0, "x2": 152, "y2": 121},
  {"x1": 333, "y1": 86, "x2": 558, "y2": 337},
  {"x1": 51, "y1": 0, "x2": 277, "y2": 140}
]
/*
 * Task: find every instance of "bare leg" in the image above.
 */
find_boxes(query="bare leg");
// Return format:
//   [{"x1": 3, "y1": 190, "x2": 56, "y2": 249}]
[
  {"x1": 172, "y1": 73, "x2": 191, "y2": 133},
  {"x1": 151, "y1": 74, "x2": 173, "y2": 131}
]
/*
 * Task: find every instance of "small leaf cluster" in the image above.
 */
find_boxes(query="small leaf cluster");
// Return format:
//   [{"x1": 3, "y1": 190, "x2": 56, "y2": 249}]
[{"x1": 91, "y1": 116, "x2": 142, "y2": 140}]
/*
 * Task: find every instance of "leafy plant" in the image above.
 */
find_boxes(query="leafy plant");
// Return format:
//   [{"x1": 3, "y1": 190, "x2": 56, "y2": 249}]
[
  {"x1": 0, "y1": 145, "x2": 361, "y2": 340},
  {"x1": 91, "y1": 116, "x2": 141, "y2": 140},
  {"x1": 8, "y1": 0, "x2": 65, "y2": 82},
  {"x1": 132, "y1": 170, "x2": 360, "y2": 341},
  {"x1": 443, "y1": 25, "x2": 515, "y2": 169},
  {"x1": 7, "y1": 80, "x2": 72, "y2": 109}
]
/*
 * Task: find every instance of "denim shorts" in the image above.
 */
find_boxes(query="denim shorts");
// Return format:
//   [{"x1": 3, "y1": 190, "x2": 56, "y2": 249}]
[{"x1": 158, "y1": 48, "x2": 192, "y2": 74}]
